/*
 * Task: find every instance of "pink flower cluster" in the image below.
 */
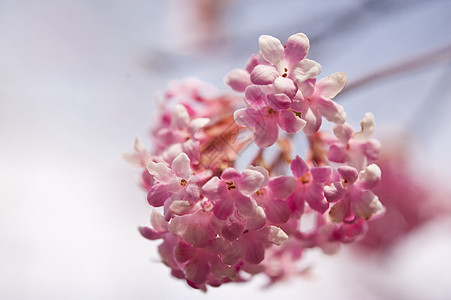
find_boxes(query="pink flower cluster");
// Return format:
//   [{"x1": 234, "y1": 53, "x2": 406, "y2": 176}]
[{"x1": 125, "y1": 33, "x2": 385, "y2": 290}]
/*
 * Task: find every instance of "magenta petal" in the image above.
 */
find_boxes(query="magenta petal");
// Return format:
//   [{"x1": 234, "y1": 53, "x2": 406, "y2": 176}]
[
  {"x1": 222, "y1": 223, "x2": 245, "y2": 241},
  {"x1": 311, "y1": 166, "x2": 332, "y2": 183},
  {"x1": 245, "y1": 85, "x2": 267, "y2": 109},
  {"x1": 306, "y1": 184, "x2": 329, "y2": 213},
  {"x1": 224, "y1": 68, "x2": 251, "y2": 92},
  {"x1": 184, "y1": 224, "x2": 210, "y2": 247},
  {"x1": 202, "y1": 177, "x2": 226, "y2": 201},
  {"x1": 274, "y1": 77, "x2": 297, "y2": 99},
  {"x1": 222, "y1": 240, "x2": 246, "y2": 265},
  {"x1": 185, "y1": 258, "x2": 210, "y2": 285},
  {"x1": 267, "y1": 93, "x2": 291, "y2": 110},
  {"x1": 138, "y1": 226, "x2": 162, "y2": 240},
  {"x1": 278, "y1": 109, "x2": 306, "y2": 133},
  {"x1": 264, "y1": 200, "x2": 291, "y2": 224},
  {"x1": 182, "y1": 140, "x2": 200, "y2": 163},
  {"x1": 213, "y1": 198, "x2": 234, "y2": 220},
  {"x1": 284, "y1": 33, "x2": 309, "y2": 65},
  {"x1": 268, "y1": 176, "x2": 297, "y2": 199},
  {"x1": 147, "y1": 183, "x2": 170, "y2": 207},
  {"x1": 254, "y1": 117, "x2": 278, "y2": 148},
  {"x1": 174, "y1": 242, "x2": 196, "y2": 263},
  {"x1": 244, "y1": 241, "x2": 265, "y2": 264},
  {"x1": 250, "y1": 65, "x2": 279, "y2": 85}
]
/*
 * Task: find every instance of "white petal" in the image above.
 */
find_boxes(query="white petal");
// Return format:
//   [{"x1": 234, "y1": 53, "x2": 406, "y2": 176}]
[
  {"x1": 259, "y1": 35, "x2": 284, "y2": 65},
  {"x1": 357, "y1": 164, "x2": 381, "y2": 190},
  {"x1": 147, "y1": 161, "x2": 173, "y2": 182},
  {"x1": 237, "y1": 169, "x2": 265, "y2": 196},
  {"x1": 291, "y1": 59, "x2": 322, "y2": 85},
  {"x1": 266, "y1": 226, "x2": 288, "y2": 245},
  {"x1": 189, "y1": 117, "x2": 210, "y2": 134},
  {"x1": 171, "y1": 152, "x2": 192, "y2": 180},
  {"x1": 354, "y1": 112, "x2": 376, "y2": 141},
  {"x1": 171, "y1": 104, "x2": 190, "y2": 129},
  {"x1": 316, "y1": 72, "x2": 348, "y2": 99}
]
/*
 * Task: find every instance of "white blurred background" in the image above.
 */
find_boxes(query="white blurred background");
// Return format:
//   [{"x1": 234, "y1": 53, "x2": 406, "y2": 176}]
[{"x1": 1, "y1": 0, "x2": 451, "y2": 299}]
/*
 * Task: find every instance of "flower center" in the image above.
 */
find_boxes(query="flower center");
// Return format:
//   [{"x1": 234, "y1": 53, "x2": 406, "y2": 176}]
[
  {"x1": 226, "y1": 181, "x2": 236, "y2": 190},
  {"x1": 281, "y1": 67, "x2": 288, "y2": 78},
  {"x1": 180, "y1": 179, "x2": 188, "y2": 186},
  {"x1": 300, "y1": 173, "x2": 311, "y2": 184}
]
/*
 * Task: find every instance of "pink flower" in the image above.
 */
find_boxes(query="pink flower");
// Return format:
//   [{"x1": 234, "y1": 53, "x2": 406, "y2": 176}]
[
  {"x1": 250, "y1": 34, "x2": 321, "y2": 97},
  {"x1": 287, "y1": 156, "x2": 332, "y2": 216},
  {"x1": 201, "y1": 167, "x2": 266, "y2": 223},
  {"x1": 325, "y1": 164, "x2": 385, "y2": 222},
  {"x1": 147, "y1": 153, "x2": 202, "y2": 220},
  {"x1": 234, "y1": 106, "x2": 305, "y2": 148},
  {"x1": 290, "y1": 72, "x2": 347, "y2": 135},
  {"x1": 328, "y1": 112, "x2": 381, "y2": 170}
]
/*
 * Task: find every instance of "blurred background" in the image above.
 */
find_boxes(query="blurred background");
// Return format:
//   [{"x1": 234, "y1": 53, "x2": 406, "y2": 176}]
[{"x1": 1, "y1": 0, "x2": 451, "y2": 299}]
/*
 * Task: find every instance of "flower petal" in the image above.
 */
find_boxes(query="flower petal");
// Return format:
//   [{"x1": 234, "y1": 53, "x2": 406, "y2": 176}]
[
  {"x1": 267, "y1": 93, "x2": 291, "y2": 110},
  {"x1": 234, "y1": 107, "x2": 260, "y2": 127},
  {"x1": 138, "y1": 226, "x2": 162, "y2": 240},
  {"x1": 333, "y1": 123, "x2": 354, "y2": 144},
  {"x1": 213, "y1": 197, "x2": 234, "y2": 220},
  {"x1": 316, "y1": 72, "x2": 348, "y2": 99},
  {"x1": 171, "y1": 104, "x2": 190, "y2": 129},
  {"x1": 250, "y1": 64, "x2": 279, "y2": 85},
  {"x1": 311, "y1": 166, "x2": 332, "y2": 183},
  {"x1": 265, "y1": 226, "x2": 289, "y2": 245},
  {"x1": 237, "y1": 169, "x2": 265, "y2": 196},
  {"x1": 244, "y1": 85, "x2": 267, "y2": 109},
  {"x1": 277, "y1": 109, "x2": 306, "y2": 133},
  {"x1": 354, "y1": 112, "x2": 376, "y2": 141},
  {"x1": 291, "y1": 59, "x2": 322, "y2": 85},
  {"x1": 171, "y1": 152, "x2": 192, "y2": 180},
  {"x1": 291, "y1": 155, "x2": 309, "y2": 178},
  {"x1": 222, "y1": 223, "x2": 245, "y2": 241},
  {"x1": 254, "y1": 117, "x2": 279, "y2": 148},
  {"x1": 274, "y1": 77, "x2": 297, "y2": 99},
  {"x1": 147, "y1": 183, "x2": 170, "y2": 207},
  {"x1": 259, "y1": 35, "x2": 284, "y2": 65},
  {"x1": 316, "y1": 98, "x2": 346, "y2": 124},
  {"x1": 284, "y1": 33, "x2": 310, "y2": 65},
  {"x1": 357, "y1": 164, "x2": 381, "y2": 190},
  {"x1": 352, "y1": 190, "x2": 385, "y2": 220},
  {"x1": 185, "y1": 258, "x2": 210, "y2": 285},
  {"x1": 338, "y1": 166, "x2": 359, "y2": 185},
  {"x1": 268, "y1": 176, "x2": 297, "y2": 199},
  {"x1": 184, "y1": 224, "x2": 210, "y2": 247},
  {"x1": 264, "y1": 200, "x2": 291, "y2": 224},
  {"x1": 147, "y1": 160, "x2": 173, "y2": 183},
  {"x1": 224, "y1": 68, "x2": 251, "y2": 92},
  {"x1": 245, "y1": 241, "x2": 265, "y2": 264}
]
